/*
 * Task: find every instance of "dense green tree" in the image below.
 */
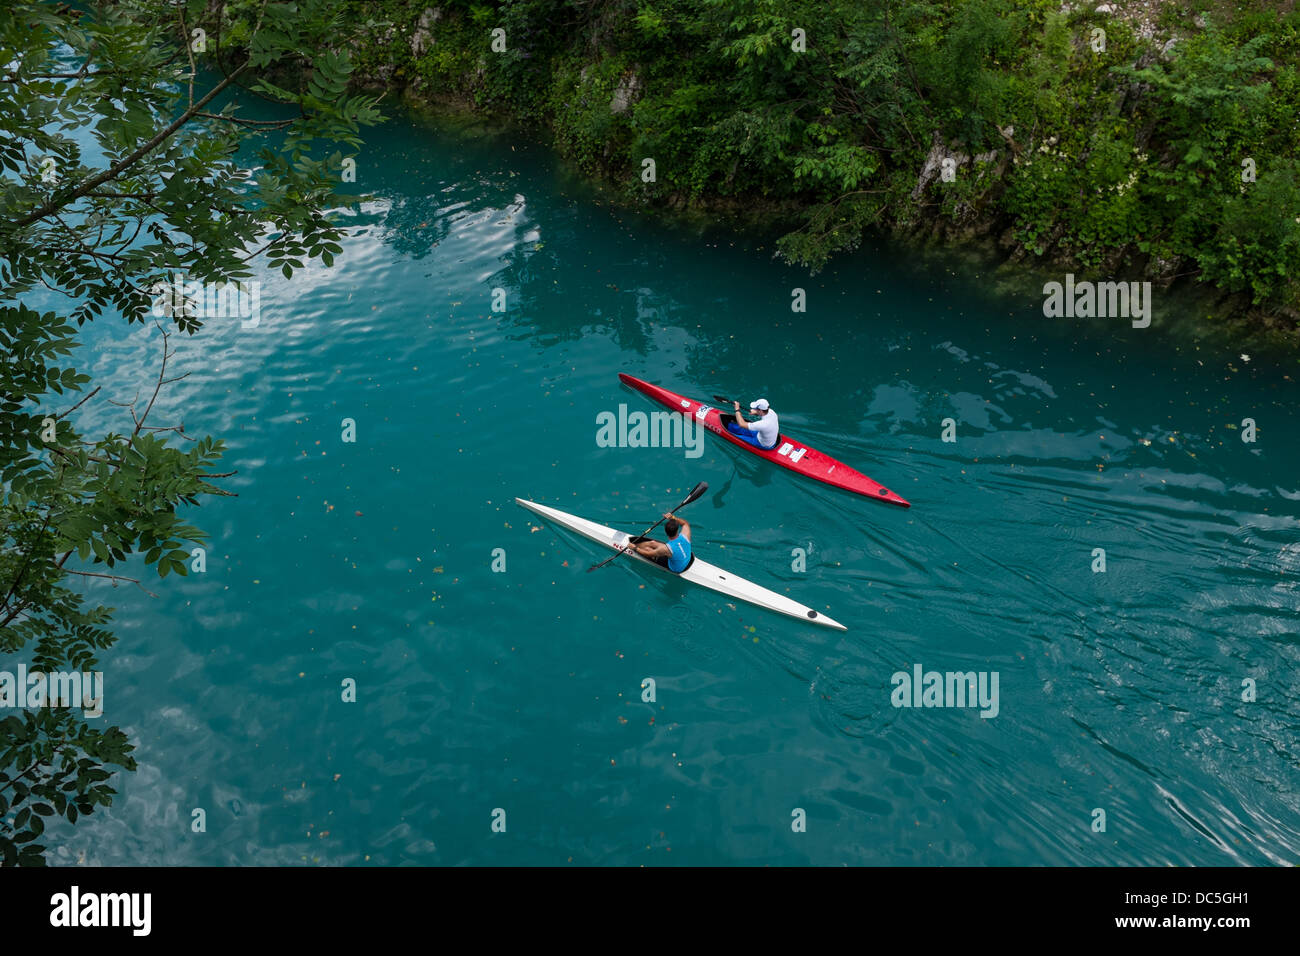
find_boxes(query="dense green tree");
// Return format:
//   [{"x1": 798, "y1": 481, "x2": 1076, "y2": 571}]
[
  {"x1": 345, "y1": 0, "x2": 1300, "y2": 318},
  {"x1": 0, "y1": 0, "x2": 381, "y2": 865}
]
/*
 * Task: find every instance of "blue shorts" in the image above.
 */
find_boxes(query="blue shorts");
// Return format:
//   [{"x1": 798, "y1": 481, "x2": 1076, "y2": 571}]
[{"x1": 727, "y1": 422, "x2": 773, "y2": 450}]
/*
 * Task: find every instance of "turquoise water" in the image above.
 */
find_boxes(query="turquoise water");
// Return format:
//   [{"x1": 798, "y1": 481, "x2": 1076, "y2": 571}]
[{"x1": 29, "y1": 108, "x2": 1300, "y2": 866}]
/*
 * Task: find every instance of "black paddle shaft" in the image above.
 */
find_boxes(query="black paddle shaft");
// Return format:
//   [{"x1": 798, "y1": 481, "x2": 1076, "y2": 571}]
[
  {"x1": 587, "y1": 482, "x2": 707, "y2": 572},
  {"x1": 713, "y1": 396, "x2": 744, "y2": 424}
]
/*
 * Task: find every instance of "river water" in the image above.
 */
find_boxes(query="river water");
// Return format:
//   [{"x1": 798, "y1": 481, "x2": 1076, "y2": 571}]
[{"x1": 34, "y1": 105, "x2": 1300, "y2": 866}]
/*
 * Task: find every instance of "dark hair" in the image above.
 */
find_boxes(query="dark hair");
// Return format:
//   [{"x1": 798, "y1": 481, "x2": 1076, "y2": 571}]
[{"x1": 665, "y1": 518, "x2": 681, "y2": 537}]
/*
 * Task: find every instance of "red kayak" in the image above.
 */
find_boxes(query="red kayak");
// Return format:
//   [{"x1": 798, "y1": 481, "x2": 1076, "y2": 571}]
[{"x1": 618, "y1": 373, "x2": 910, "y2": 507}]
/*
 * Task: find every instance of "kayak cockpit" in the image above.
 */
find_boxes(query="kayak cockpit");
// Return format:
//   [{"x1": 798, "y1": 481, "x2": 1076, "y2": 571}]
[{"x1": 628, "y1": 535, "x2": 695, "y2": 573}]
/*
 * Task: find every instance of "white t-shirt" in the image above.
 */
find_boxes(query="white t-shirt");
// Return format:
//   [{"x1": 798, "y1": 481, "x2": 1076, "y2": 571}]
[{"x1": 746, "y1": 410, "x2": 780, "y2": 449}]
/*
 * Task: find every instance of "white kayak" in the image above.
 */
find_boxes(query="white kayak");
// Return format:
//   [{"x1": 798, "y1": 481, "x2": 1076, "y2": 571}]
[{"x1": 515, "y1": 498, "x2": 847, "y2": 630}]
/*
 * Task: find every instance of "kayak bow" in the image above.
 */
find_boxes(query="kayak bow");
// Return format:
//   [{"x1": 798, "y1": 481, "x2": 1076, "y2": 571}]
[
  {"x1": 618, "y1": 373, "x2": 910, "y2": 507},
  {"x1": 516, "y1": 498, "x2": 847, "y2": 630}
]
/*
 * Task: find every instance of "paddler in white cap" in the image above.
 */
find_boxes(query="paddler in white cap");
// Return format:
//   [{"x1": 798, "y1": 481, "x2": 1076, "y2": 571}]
[{"x1": 727, "y1": 398, "x2": 781, "y2": 450}]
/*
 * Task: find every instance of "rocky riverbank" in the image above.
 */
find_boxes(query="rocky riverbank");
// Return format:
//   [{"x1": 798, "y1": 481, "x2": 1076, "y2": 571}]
[{"x1": 335, "y1": 0, "x2": 1300, "y2": 352}]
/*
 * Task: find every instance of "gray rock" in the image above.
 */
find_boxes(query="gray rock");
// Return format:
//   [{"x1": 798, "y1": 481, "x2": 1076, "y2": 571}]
[
  {"x1": 411, "y1": 7, "x2": 442, "y2": 56},
  {"x1": 913, "y1": 132, "x2": 971, "y2": 199},
  {"x1": 610, "y1": 72, "x2": 641, "y2": 114}
]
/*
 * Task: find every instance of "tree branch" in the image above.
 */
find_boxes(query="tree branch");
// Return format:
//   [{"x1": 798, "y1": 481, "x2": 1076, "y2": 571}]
[
  {"x1": 63, "y1": 569, "x2": 160, "y2": 598},
  {"x1": 195, "y1": 110, "x2": 293, "y2": 129},
  {"x1": 54, "y1": 385, "x2": 102, "y2": 420},
  {"x1": 11, "y1": 63, "x2": 249, "y2": 229}
]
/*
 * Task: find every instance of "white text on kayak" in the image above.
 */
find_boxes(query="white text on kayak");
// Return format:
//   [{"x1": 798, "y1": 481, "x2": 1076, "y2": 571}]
[
  {"x1": 596, "y1": 404, "x2": 704, "y2": 459},
  {"x1": 891, "y1": 664, "x2": 999, "y2": 718}
]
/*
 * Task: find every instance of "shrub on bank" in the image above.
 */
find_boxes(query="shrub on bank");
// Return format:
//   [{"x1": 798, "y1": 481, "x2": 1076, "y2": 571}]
[{"x1": 339, "y1": 0, "x2": 1300, "y2": 324}]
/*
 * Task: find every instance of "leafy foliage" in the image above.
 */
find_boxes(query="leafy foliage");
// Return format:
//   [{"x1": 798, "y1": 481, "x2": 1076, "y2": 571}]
[
  {"x1": 0, "y1": 0, "x2": 381, "y2": 864},
  {"x1": 346, "y1": 0, "x2": 1300, "y2": 314},
  {"x1": 0, "y1": 0, "x2": 381, "y2": 329}
]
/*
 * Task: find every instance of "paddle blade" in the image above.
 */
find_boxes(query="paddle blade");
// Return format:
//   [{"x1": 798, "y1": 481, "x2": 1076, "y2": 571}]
[{"x1": 678, "y1": 481, "x2": 708, "y2": 509}]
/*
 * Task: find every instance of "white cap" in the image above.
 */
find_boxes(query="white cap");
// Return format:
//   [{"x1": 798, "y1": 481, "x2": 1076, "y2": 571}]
[{"x1": 750, "y1": 399, "x2": 770, "y2": 411}]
